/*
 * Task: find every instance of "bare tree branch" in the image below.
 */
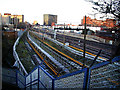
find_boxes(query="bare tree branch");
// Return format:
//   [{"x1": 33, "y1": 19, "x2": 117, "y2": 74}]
[{"x1": 85, "y1": 0, "x2": 120, "y2": 19}]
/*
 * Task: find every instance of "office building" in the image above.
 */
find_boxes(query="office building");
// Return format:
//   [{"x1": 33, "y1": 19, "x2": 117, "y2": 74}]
[
  {"x1": 43, "y1": 14, "x2": 57, "y2": 26},
  {"x1": 1, "y1": 13, "x2": 24, "y2": 25},
  {"x1": 11, "y1": 17, "x2": 19, "y2": 25},
  {"x1": 11, "y1": 15, "x2": 24, "y2": 23},
  {"x1": 2, "y1": 13, "x2": 11, "y2": 25}
]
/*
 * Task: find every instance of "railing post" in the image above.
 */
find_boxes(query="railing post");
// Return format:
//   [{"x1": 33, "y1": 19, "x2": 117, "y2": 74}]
[
  {"x1": 38, "y1": 67, "x2": 40, "y2": 90},
  {"x1": 83, "y1": 68, "x2": 90, "y2": 90},
  {"x1": 25, "y1": 74, "x2": 26, "y2": 90},
  {"x1": 87, "y1": 68, "x2": 91, "y2": 89},
  {"x1": 30, "y1": 74, "x2": 32, "y2": 90},
  {"x1": 52, "y1": 79, "x2": 54, "y2": 90}
]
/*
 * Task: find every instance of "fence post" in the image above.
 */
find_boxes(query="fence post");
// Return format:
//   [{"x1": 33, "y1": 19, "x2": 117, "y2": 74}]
[
  {"x1": 30, "y1": 73, "x2": 32, "y2": 89},
  {"x1": 52, "y1": 79, "x2": 54, "y2": 90},
  {"x1": 25, "y1": 74, "x2": 26, "y2": 90},
  {"x1": 87, "y1": 68, "x2": 91, "y2": 89},
  {"x1": 38, "y1": 67, "x2": 40, "y2": 90},
  {"x1": 83, "y1": 68, "x2": 90, "y2": 90}
]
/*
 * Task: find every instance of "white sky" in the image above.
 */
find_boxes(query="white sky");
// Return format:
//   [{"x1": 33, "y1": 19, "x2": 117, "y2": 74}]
[{"x1": 0, "y1": 0, "x2": 94, "y2": 25}]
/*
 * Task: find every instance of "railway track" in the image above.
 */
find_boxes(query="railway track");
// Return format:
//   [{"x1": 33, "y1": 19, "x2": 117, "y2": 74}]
[
  {"x1": 33, "y1": 31, "x2": 108, "y2": 61},
  {"x1": 29, "y1": 31, "x2": 88, "y2": 66},
  {"x1": 30, "y1": 32, "x2": 88, "y2": 65},
  {"x1": 57, "y1": 34, "x2": 113, "y2": 58},
  {"x1": 44, "y1": 32, "x2": 115, "y2": 59},
  {"x1": 27, "y1": 38, "x2": 59, "y2": 76},
  {"x1": 27, "y1": 31, "x2": 89, "y2": 77},
  {"x1": 28, "y1": 30, "x2": 120, "y2": 87}
]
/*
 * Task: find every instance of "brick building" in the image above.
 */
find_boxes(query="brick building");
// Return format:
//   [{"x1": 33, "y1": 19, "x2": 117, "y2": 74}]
[{"x1": 81, "y1": 16, "x2": 116, "y2": 28}]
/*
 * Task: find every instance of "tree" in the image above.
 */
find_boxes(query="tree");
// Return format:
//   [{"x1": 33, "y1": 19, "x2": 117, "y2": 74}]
[{"x1": 85, "y1": 0, "x2": 120, "y2": 19}]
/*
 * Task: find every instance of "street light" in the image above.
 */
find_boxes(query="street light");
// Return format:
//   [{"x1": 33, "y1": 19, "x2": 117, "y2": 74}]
[{"x1": 83, "y1": 15, "x2": 87, "y2": 68}]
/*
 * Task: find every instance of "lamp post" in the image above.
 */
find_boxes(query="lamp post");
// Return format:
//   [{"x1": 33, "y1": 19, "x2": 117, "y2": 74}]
[
  {"x1": 64, "y1": 23, "x2": 65, "y2": 44},
  {"x1": 83, "y1": 15, "x2": 87, "y2": 68}
]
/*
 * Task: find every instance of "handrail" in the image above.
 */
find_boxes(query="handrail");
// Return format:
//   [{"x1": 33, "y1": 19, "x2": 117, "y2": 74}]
[
  {"x1": 13, "y1": 29, "x2": 28, "y2": 75},
  {"x1": 87, "y1": 56, "x2": 120, "y2": 88},
  {"x1": 3, "y1": 55, "x2": 119, "y2": 89},
  {"x1": 25, "y1": 55, "x2": 120, "y2": 89}
]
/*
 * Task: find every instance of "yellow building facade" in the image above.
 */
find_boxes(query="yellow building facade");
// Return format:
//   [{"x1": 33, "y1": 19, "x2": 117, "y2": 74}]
[{"x1": 11, "y1": 15, "x2": 24, "y2": 23}]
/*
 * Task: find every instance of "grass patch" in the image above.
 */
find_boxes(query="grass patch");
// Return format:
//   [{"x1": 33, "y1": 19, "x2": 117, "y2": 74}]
[{"x1": 16, "y1": 31, "x2": 35, "y2": 73}]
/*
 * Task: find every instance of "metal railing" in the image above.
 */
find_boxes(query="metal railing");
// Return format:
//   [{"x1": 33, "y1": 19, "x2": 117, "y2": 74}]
[
  {"x1": 26, "y1": 66, "x2": 54, "y2": 89},
  {"x1": 17, "y1": 71, "x2": 26, "y2": 88},
  {"x1": 24, "y1": 56, "x2": 120, "y2": 89},
  {"x1": 25, "y1": 65, "x2": 88, "y2": 89},
  {"x1": 3, "y1": 56, "x2": 120, "y2": 89},
  {"x1": 13, "y1": 29, "x2": 28, "y2": 75},
  {"x1": 88, "y1": 56, "x2": 120, "y2": 88}
]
